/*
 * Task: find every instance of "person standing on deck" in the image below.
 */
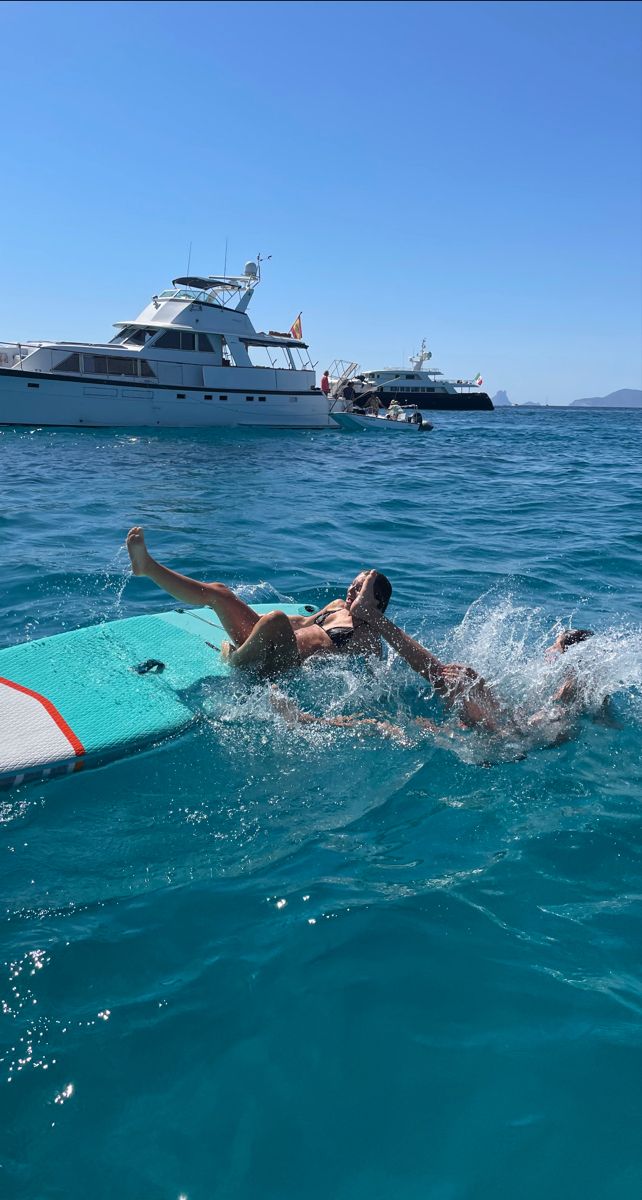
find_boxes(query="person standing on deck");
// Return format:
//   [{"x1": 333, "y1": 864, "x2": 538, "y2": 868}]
[{"x1": 320, "y1": 370, "x2": 331, "y2": 398}]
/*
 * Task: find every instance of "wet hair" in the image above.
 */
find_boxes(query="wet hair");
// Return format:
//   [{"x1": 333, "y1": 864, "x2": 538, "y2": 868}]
[
  {"x1": 372, "y1": 572, "x2": 392, "y2": 612},
  {"x1": 558, "y1": 628, "x2": 594, "y2": 652}
]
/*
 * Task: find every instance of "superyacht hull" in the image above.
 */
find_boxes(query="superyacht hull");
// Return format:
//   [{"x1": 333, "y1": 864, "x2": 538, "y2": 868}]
[{"x1": 380, "y1": 389, "x2": 494, "y2": 412}]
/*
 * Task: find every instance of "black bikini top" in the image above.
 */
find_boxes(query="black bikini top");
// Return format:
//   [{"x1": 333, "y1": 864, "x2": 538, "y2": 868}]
[{"x1": 314, "y1": 610, "x2": 355, "y2": 650}]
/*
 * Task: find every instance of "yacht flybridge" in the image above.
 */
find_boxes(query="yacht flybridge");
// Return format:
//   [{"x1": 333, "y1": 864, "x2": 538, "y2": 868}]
[
  {"x1": 331, "y1": 340, "x2": 493, "y2": 412},
  {"x1": 0, "y1": 261, "x2": 331, "y2": 428}
]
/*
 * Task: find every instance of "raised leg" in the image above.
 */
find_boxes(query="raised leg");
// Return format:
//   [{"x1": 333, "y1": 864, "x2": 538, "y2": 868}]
[{"x1": 126, "y1": 526, "x2": 260, "y2": 647}]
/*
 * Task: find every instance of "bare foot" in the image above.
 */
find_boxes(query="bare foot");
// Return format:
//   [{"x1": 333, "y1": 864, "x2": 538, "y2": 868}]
[
  {"x1": 126, "y1": 526, "x2": 151, "y2": 576},
  {"x1": 349, "y1": 569, "x2": 381, "y2": 626},
  {"x1": 220, "y1": 640, "x2": 237, "y2": 663}
]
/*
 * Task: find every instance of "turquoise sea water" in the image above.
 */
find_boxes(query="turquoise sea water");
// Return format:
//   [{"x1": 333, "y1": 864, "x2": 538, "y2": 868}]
[{"x1": 1, "y1": 409, "x2": 641, "y2": 1200}]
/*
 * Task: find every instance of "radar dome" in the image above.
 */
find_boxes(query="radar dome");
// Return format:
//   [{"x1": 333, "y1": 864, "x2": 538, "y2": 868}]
[{"x1": 244, "y1": 261, "x2": 258, "y2": 278}]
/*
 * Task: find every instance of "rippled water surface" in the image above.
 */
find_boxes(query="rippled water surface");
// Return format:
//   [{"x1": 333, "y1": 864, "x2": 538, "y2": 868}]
[{"x1": 1, "y1": 410, "x2": 641, "y2": 1199}]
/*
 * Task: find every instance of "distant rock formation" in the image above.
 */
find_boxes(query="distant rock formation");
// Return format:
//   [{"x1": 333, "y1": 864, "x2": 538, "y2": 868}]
[
  {"x1": 491, "y1": 390, "x2": 511, "y2": 407},
  {"x1": 570, "y1": 388, "x2": 642, "y2": 408}
]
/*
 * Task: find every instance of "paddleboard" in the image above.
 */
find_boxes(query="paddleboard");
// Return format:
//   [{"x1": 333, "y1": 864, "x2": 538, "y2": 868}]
[{"x1": 0, "y1": 602, "x2": 315, "y2": 788}]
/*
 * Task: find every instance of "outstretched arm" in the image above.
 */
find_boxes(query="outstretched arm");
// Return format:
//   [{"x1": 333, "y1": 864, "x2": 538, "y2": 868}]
[
  {"x1": 349, "y1": 572, "x2": 451, "y2": 691},
  {"x1": 350, "y1": 572, "x2": 506, "y2": 734}
]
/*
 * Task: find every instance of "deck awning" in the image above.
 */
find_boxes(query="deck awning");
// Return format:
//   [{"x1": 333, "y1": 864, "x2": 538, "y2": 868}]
[
  {"x1": 172, "y1": 275, "x2": 248, "y2": 290},
  {"x1": 239, "y1": 334, "x2": 309, "y2": 350}
]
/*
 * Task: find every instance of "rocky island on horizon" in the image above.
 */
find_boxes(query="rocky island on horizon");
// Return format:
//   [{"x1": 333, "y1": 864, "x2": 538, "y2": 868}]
[
  {"x1": 492, "y1": 387, "x2": 641, "y2": 409},
  {"x1": 569, "y1": 388, "x2": 642, "y2": 409}
]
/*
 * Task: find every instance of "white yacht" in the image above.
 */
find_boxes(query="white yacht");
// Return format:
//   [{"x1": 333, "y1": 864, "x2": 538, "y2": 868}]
[
  {"x1": 331, "y1": 341, "x2": 493, "y2": 412},
  {"x1": 0, "y1": 261, "x2": 331, "y2": 428}
]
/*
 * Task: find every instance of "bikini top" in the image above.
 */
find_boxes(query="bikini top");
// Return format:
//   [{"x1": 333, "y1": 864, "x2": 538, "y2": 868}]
[{"x1": 314, "y1": 610, "x2": 355, "y2": 650}]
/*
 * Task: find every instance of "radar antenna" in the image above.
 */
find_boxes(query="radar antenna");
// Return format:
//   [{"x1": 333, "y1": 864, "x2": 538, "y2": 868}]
[{"x1": 409, "y1": 339, "x2": 433, "y2": 371}]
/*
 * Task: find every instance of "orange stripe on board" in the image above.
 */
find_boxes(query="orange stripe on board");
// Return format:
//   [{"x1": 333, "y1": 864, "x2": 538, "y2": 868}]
[{"x1": 0, "y1": 676, "x2": 85, "y2": 757}]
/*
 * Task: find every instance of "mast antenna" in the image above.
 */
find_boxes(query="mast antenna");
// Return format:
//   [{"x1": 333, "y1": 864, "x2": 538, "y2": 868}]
[
  {"x1": 186, "y1": 241, "x2": 192, "y2": 275},
  {"x1": 255, "y1": 252, "x2": 272, "y2": 283},
  {"x1": 223, "y1": 236, "x2": 228, "y2": 279}
]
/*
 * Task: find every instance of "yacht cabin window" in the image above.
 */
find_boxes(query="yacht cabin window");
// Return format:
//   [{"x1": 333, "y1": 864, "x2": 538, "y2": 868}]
[
  {"x1": 154, "y1": 330, "x2": 181, "y2": 351},
  {"x1": 56, "y1": 353, "x2": 81, "y2": 373},
  {"x1": 153, "y1": 330, "x2": 210, "y2": 352},
  {"x1": 55, "y1": 351, "x2": 156, "y2": 378},
  {"x1": 83, "y1": 355, "x2": 138, "y2": 377},
  {"x1": 115, "y1": 326, "x2": 154, "y2": 346}
]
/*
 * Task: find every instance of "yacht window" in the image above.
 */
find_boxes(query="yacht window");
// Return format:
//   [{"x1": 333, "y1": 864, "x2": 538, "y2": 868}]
[
  {"x1": 108, "y1": 357, "x2": 137, "y2": 376},
  {"x1": 154, "y1": 330, "x2": 200, "y2": 351},
  {"x1": 405, "y1": 374, "x2": 416, "y2": 380},
  {"x1": 116, "y1": 326, "x2": 153, "y2": 346},
  {"x1": 154, "y1": 330, "x2": 181, "y2": 351},
  {"x1": 140, "y1": 360, "x2": 156, "y2": 378},
  {"x1": 83, "y1": 355, "x2": 138, "y2": 377},
  {"x1": 125, "y1": 328, "x2": 149, "y2": 346},
  {"x1": 83, "y1": 355, "x2": 108, "y2": 374},
  {"x1": 198, "y1": 333, "x2": 215, "y2": 352},
  {"x1": 56, "y1": 353, "x2": 81, "y2": 373}
]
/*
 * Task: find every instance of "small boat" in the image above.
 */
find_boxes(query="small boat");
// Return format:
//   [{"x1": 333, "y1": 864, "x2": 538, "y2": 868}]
[{"x1": 332, "y1": 405, "x2": 433, "y2": 433}]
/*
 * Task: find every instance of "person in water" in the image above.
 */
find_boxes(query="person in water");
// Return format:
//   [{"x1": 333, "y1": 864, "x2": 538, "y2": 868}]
[
  {"x1": 348, "y1": 571, "x2": 597, "y2": 738},
  {"x1": 273, "y1": 572, "x2": 597, "y2": 746},
  {"x1": 126, "y1": 528, "x2": 392, "y2": 676}
]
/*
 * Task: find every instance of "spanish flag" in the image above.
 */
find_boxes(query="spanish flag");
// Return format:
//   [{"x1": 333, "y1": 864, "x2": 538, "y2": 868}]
[{"x1": 289, "y1": 313, "x2": 303, "y2": 340}]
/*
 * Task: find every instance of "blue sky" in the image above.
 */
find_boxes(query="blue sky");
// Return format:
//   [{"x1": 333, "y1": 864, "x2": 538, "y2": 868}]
[{"x1": 1, "y1": 0, "x2": 640, "y2": 404}]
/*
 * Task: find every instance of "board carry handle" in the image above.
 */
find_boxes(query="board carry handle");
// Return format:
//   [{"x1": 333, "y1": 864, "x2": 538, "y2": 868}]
[{"x1": 134, "y1": 659, "x2": 166, "y2": 675}]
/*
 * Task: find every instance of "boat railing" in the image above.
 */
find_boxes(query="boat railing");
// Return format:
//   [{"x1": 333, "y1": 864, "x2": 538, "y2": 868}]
[
  {"x1": 0, "y1": 340, "x2": 46, "y2": 367},
  {"x1": 327, "y1": 359, "x2": 360, "y2": 400}
]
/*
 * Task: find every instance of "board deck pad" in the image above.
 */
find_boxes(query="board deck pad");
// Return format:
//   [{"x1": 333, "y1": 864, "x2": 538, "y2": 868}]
[{"x1": 0, "y1": 603, "x2": 314, "y2": 787}]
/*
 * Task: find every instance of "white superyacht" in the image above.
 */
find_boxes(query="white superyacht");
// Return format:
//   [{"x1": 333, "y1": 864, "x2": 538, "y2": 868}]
[
  {"x1": 331, "y1": 340, "x2": 493, "y2": 411},
  {"x1": 0, "y1": 261, "x2": 331, "y2": 428}
]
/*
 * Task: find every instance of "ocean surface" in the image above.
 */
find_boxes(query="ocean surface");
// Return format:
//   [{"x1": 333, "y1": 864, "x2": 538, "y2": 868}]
[{"x1": 1, "y1": 408, "x2": 641, "y2": 1200}]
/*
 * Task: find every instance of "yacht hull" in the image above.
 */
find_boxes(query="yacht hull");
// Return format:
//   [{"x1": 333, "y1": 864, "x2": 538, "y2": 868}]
[
  {"x1": 379, "y1": 390, "x2": 494, "y2": 412},
  {"x1": 0, "y1": 370, "x2": 332, "y2": 429}
]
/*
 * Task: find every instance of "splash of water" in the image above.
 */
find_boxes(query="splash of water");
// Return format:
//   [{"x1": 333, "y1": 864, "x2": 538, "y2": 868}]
[
  {"x1": 203, "y1": 592, "x2": 642, "y2": 768},
  {"x1": 448, "y1": 591, "x2": 642, "y2": 718}
]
